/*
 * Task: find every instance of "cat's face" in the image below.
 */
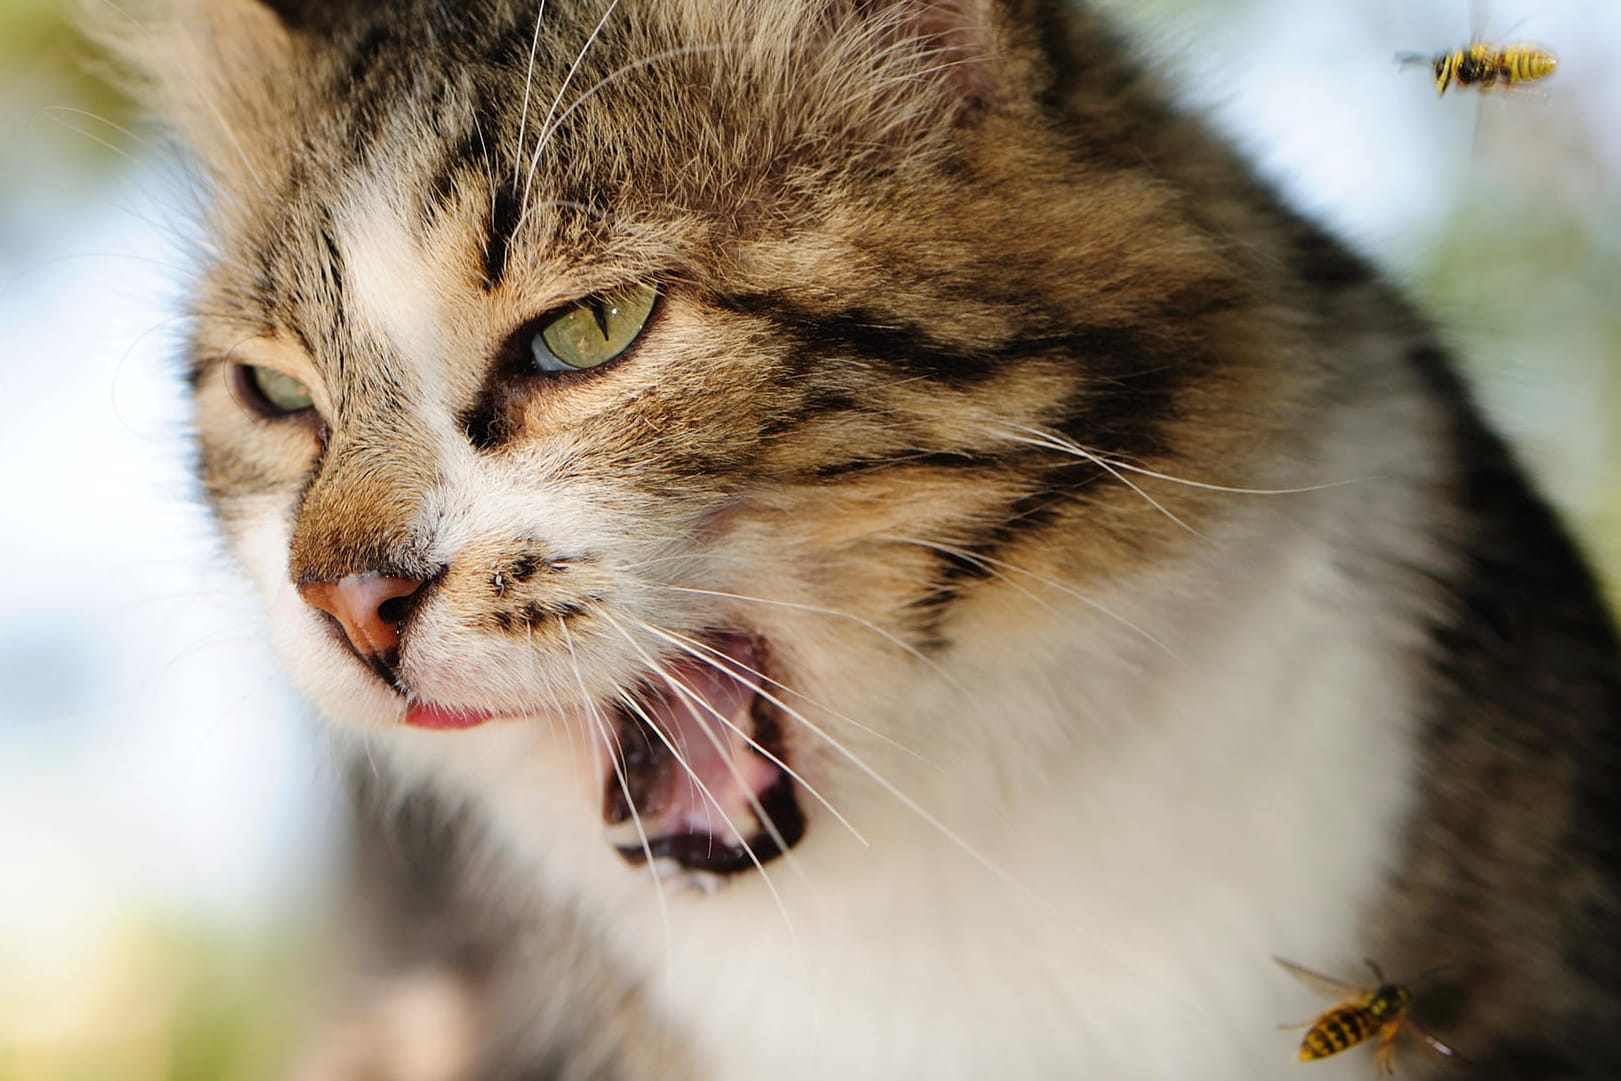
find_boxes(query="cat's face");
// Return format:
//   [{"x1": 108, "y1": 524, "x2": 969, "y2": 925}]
[{"x1": 139, "y1": 0, "x2": 1276, "y2": 881}]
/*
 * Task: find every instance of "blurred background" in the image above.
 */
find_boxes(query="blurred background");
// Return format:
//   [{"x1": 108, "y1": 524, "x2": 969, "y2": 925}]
[{"x1": 1, "y1": 0, "x2": 1617, "y2": 1077}]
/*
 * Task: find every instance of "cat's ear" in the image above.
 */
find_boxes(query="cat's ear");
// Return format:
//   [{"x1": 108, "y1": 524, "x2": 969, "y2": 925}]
[
  {"x1": 85, "y1": 0, "x2": 297, "y2": 185},
  {"x1": 842, "y1": 0, "x2": 1069, "y2": 124}
]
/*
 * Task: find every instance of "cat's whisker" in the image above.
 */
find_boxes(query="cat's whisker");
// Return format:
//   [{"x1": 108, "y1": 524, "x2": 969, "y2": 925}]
[
  {"x1": 529, "y1": 620, "x2": 585, "y2": 809},
  {"x1": 599, "y1": 612, "x2": 803, "y2": 868},
  {"x1": 33, "y1": 104, "x2": 163, "y2": 160},
  {"x1": 528, "y1": 42, "x2": 732, "y2": 155},
  {"x1": 876, "y1": 534, "x2": 1180, "y2": 661},
  {"x1": 522, "y1": 0, "x2": 622, "y2": 217},
  {"x1": 715, "y1": 652, "x2": 1034, "y2": 900},
  {"x1": 597, "y1": 613, "x2": 808, "y2": 926},
  {"x1": 656, "y1": 583, "x2": 964, "y2": 692},
  {"x1": 198, "y1": 95, "x2": 270, "y2": 198},
  {"x1": 634, "y1": 651, "x2": 820, "y2": 897},
  {"x1": 646, "y1": 616, "x2": 931, "y2": 767},
  {"x1": 560, "y1": 618, "x2": 675, "y2": 983},
  {"x1": 882, "y1": 531, "x2": 1112, "y2": 636},
  {"x1": 627, "y1": 620, "x2": 1030, "y2": 903},
  {"x1": 634, "y1": 622, "x2": 868, "y2": 847},
  {"x1": 611, "y1": 682, "x2": 801, "y2": 944},
  {"x1": 511, "y1": 0, "x2": 549, "y2": 193},
  {"x1": 1005, "y1": 429, "x2": 1200, "y2": 536},
  {"x1": 993, "y1": 420, "x2": 1373, "y2": 496},
  {"x1": 2, "y1": 252, "x2": 195, "y2": 304}
]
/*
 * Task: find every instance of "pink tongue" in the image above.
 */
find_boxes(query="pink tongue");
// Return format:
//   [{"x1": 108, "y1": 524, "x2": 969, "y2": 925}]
[
  {"x1": 637, "y1": 639, "x2": 779, "y2": 839},
  {"x1": 404, "y1": 702, "x2": 499, "y2": 730}
]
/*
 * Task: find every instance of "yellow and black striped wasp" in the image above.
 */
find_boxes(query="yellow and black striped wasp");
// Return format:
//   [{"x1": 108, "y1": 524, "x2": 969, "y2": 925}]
[
  {"x1": 1396, "y1": 0, "x2": 1557, "y2": 96},
  {"x1": 1396, "y1": 40, "x2": 1558, "y2": 95},
  {"x1": 1275, "y1": 957, "x2": 1459, "y2": 1075}
]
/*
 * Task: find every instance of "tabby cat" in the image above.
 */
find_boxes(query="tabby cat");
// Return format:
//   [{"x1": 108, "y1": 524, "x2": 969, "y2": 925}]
[{"x1": 107, "y1": 0, "x2": 1621, "y2": 1077}]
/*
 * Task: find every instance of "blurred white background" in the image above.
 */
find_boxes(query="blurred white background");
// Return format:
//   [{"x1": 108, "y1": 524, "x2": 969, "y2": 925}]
[{"x1": 1, "y1": 0, "x2": 1617, "y2": 1076}]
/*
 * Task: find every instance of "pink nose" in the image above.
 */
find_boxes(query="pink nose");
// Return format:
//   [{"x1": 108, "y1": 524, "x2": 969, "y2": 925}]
[{"x1": 297, "y1": 573, "x2": 425, "y2": 657}]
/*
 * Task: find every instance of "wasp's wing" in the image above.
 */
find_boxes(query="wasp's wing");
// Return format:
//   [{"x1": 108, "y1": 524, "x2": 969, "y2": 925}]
[
  {"x1": 1273, "y1": 957, "x2": 1366, "y2": 998},
  {"x1": 1418, "y1": 1029, "x2": 1459, "y2": 1058},
  {"x1": 1406, "y1": 1017, "x2": 1470, "y2": 1067}
]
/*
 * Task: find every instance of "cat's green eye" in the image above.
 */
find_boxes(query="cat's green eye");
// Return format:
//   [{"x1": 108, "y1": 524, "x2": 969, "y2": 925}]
[
  {"x1": 528, "y1": 284, "x2": 659, "y2": 373},
  {"x1": 239, "y1": 364, "x2": 315, "y2": 415}
]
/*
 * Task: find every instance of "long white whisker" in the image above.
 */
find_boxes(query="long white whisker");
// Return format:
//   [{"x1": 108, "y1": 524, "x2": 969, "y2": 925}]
[
  {"x1": 622, "y1": 618, "x2": 1025, "y2": 897},
  {"x1": 615, "y1": 685, "x2": 801, "y2": 935},
  {"x1": 35, "y1": 107, "x2": 149, "y2": 168},
  {"x1": 995, "y1": 421, "x2": 1371, "y2": 496},
  {"x1": 198, "y1": 96, "x2": 268, "y2": 197},
  {"x1": 559, "y1": 618, "x2": 672, "y2": 984},
  {"x1": 877, "y1": 535, "x2": 1180, "y2": 661},
  {"x1": 657, "y1": 584, "x2": 963, "y2": 691},
  {"x1": 522, "y1": 0, "x2": 621, "y2": 213},
  {"x1": 643, "y1": 656, "x2": 814, "y2": 879},
  {"x1": 637, "y1": 623, "x2": 869, "y2": 847},
  {"x1": 603, "y1": 615, "x2": 793, "y2": 862},
  {"x1": 511, "y1": 0, "x2": 548, "y2": 192},
  {"x1": 528, "y1": 619, "x2": 583, "y2": 807},
  {"x1": 729, "y1": 673, "x2": 1034, "y2": 900},
  {"x1": 596, "y1": 613, "x2": 801, "y2": 942},
  {"x1": 882, "y1": 532, "x2": 1104, "y2": 633},
  {"x1": 634, "y1": 594, "x2": 930, "y2": 765},
  {"x1": 531, "y1": 42, "x2": 728, "y2": 145},
  {"x1": 1003, "y1": 430, "x2": 1198, "y2": 535}
]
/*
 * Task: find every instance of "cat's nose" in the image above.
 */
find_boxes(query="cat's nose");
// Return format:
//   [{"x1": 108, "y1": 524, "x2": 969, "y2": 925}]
[{"x1": 297, "y1": 572, "x2": 425, "y2": 658}]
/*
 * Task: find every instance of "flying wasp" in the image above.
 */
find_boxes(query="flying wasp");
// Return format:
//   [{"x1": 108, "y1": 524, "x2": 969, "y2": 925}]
[
  {"x1": 1275, "y1": 957, "x2": 1459, "y2": 1075},
  {"x1": 1396, "y1": 40, "x2": 1558, "y2": 94}
]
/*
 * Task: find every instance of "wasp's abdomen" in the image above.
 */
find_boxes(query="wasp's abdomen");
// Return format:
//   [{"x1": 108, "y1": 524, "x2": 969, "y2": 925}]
[
  {"x1": 1500, "y1": 47, "x2": 1558, "y2": 84},
  {"x1": 1300, "y1": 1006, "x2": 1379, "y2": 1060}
]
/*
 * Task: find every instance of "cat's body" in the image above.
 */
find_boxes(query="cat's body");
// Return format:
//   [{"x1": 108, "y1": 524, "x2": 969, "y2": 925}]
[{"x1": 109, "y1": 1, "x2": 1621, "y2": 1078}]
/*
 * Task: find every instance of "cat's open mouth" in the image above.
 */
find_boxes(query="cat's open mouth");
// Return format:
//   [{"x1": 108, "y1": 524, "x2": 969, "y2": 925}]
[
  {"x1": 601, "y1": 633, "x2": 805, "y2": 877},
  {"x1": 399, "y1": 632, "x2": 806, "y2": 877}
]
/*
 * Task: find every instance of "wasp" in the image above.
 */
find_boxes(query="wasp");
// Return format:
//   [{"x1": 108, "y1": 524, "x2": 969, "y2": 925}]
[
  {"x1": 1397, "y1": 41, "x2": 1558, "y2": 95},
  {"x1": 1275, "y1": 957, "x2": 1459, "y2": 1075}
]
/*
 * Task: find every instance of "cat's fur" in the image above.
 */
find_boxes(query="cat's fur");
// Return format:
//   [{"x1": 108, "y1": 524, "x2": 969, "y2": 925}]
[{"x1": 106, "y1": 0, "x2": 1621, "y2": 1077}]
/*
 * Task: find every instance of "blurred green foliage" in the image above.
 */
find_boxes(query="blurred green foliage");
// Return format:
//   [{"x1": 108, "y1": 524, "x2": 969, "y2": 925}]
[
  {"x1": 1413, "y1": 181, "x2": 1621, "y2": 602},
  {"x1": 0, "y1": 921, "x2": 314, "y2": 1081},
  {"x1": 0, "y1": 0, "x2": 133, "y2": 172}
]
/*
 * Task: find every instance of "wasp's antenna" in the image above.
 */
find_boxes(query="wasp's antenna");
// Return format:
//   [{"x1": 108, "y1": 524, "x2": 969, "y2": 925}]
[
  {"x1": 1394, "y1": 51, "x2": 1433, "y2": 67},
  {"x1": 1363, "y1": 957, "x2": 1388, "y2": 984}
]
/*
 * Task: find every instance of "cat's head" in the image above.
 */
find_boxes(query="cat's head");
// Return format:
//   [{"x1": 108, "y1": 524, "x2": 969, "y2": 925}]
[{"x1": 114, "y1": 0, "x2": 1276, "y2": 882}]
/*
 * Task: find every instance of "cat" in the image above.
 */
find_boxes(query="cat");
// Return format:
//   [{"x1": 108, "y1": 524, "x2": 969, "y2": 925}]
[{"x1": 101, "y1": 0, "x2": 1621, "y2": 1078}]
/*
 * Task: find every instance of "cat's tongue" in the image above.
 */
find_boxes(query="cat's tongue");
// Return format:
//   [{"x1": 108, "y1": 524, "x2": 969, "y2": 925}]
[
  {"x1": 404, "y1": 702, "x2": 501, "y2": 729},
  {"x1": 604, "y1": 636, "x2": 803, "y2": 875}
]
